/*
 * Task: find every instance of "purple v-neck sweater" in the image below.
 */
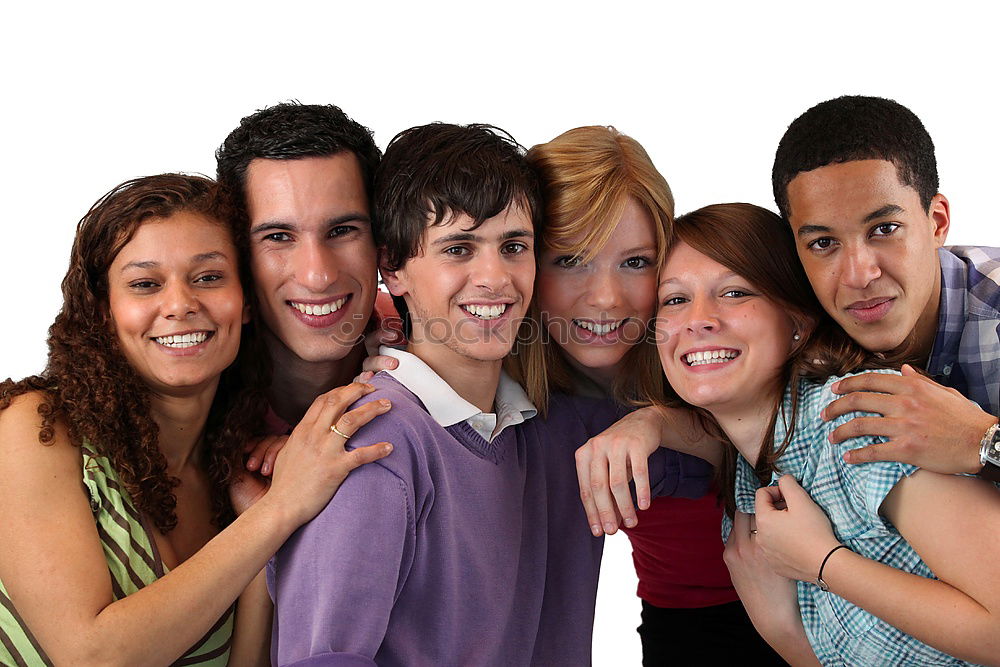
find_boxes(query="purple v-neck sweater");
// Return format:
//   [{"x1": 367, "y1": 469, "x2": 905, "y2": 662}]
[{"x1": 267, "y1": 374, "x2": 711, "y2": 666}]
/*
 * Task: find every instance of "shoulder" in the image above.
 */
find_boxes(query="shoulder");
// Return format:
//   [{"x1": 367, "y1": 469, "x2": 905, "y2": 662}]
[
  {"x1": 943, "y1": 245, "x2": 1000, "y2": 314},
  {"x1": 346, "y1": 373, "x2": 445, "y2": 478},
  {"x1": 0, "y1": 390, "x2": 78, "y2": 462}
]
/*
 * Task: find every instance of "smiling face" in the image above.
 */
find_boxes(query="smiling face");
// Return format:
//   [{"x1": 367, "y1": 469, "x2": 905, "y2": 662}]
[
  {"x1": 382, "y1": 203, "x2": 535, "y2": 371},
  {"x1": 786, "y1": 159, "x2": 949, "y2": 358},
  {"x1": 537, "y1": 197, "x2": 657, "y2": 377},
  {"x1": 245, "y1": 153, "x2": 378, "y2": 364},
  {"x1": 107, "y1": 212, "x2": 246, "y2": 396},
  {"x1": 655, "y1": 241, "x2": 797, "y2": 417}
]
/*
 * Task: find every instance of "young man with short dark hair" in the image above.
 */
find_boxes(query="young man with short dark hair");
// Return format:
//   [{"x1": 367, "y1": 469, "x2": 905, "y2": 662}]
[
  {"x1": 267, "y1": 122, "x2": 711, "y2": 666},
  {"x1": 216, "y1": 102, "x2": 391, "y2": 430},
  {"x1": 772, "y1": 95, "x2": 1000, "y2": 481}
]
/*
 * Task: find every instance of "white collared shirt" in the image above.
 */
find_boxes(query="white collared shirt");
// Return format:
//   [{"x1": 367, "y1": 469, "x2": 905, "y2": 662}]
[{"x1": 380, "y1": 346, "x2": 537, "y2": 442}]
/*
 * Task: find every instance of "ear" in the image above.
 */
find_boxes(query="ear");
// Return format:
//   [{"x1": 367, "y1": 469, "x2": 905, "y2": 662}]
[
  {"x1": 928, "y1": 193, "x2": 950, "y2": 247},
  {"x1": 378, "y1": 247, "x2": 408, "y2": 297}
]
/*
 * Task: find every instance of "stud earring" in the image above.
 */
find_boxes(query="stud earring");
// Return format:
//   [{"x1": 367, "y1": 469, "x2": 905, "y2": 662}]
[{"x1": 792, "y1": 332, "x2": 801, "y2": 341}]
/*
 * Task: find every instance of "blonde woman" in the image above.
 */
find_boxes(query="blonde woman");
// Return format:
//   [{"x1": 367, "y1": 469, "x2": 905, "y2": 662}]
[{"x1": 509, "y1": 126, "x2": 778, "y2": 664}]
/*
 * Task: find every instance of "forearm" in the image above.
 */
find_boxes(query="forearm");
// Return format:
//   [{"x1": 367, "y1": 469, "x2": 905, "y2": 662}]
[
  {"x1": 651, "y1": 405, "x2": 723, "y2": 466},
  {"x1": 228, "y1": 569, "x2": 273, "y2": 666},
  {"x1": 73, "y1": 499, "x2": 295, "y2": 666},
  {"x1": 821, "y1": 549, "x2": 1000, "y2": 664},
  {"x1": 751, "y1": 612, "x2": 820, "y2": 667}
]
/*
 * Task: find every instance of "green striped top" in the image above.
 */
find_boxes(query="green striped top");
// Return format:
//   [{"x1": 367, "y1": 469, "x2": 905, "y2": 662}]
[{"x1": 0, "y1": 442, "x2": 234, "y2": 666}]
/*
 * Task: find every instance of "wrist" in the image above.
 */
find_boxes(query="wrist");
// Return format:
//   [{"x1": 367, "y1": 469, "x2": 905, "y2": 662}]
[
  {"x1": 975, "y1": 418, "x2": 1000, "y2": 476},
  {"x1": 816, "y1": 544, "x2": 851, "y2": 592}
]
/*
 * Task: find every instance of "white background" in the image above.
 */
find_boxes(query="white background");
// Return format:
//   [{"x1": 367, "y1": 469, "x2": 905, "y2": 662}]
[{"x1": 2, "y1": 2, "x2": 997, "y2": 663}]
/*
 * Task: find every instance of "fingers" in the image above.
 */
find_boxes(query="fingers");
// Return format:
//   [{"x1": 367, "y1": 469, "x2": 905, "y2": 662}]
[
  {"x1": 822, "y1": 391, "x2": 896, "y2": 422},
  {"x1": 607, "y1": 449, "x2": 637, "y2": 529},
  {"x1": 328, "y1": 397, "x2": 393, "y2": 443},
  {"x1": 344, "y1": 441, "x2": 394, "y2": 469},
  {"x1": 298, "y1": 382, "x2": 374, "y2": 432},
  {"x1": 828, "y1": 415, "x2": 895, "y2": 443},
  {"x1": 755, "y1": 485, "x2": 784, "y2": 513},
  {"x1": 842, "y1": 441, "x2": 899, "y2": 465},
  {"x1": 309, "y1": 382, "x2": 378, "y2": 436},
  {"x1": 589, "y1": 453, "x2": 620, "y2": 536},
  {"x1": 244, "y1": 437, "x2": 274, "y2": 471},
  {"x1": 775, "y1": 474, "x2": 806, "y2": 501},
  {"x1": 728, "y1": 511, "x2": 750, "y2": 546},
  {"x1": 831, "y1": 372, "x2": 907, "y2": 396},
  {"x1": 630, "y1": 450, "x2": 651, "y2": 512},
  {"x1": 361, "y1": 354, "x2": 398, "y2": 374},
  {"x1": 259, "y1": 436, "x2": 289, "y2": 476},
  {"x1": 575, "y1": 446, "x2": 603, "y2": 537}
]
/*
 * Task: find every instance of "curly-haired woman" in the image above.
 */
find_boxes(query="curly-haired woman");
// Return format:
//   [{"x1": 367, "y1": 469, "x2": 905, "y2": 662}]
[{"x1": 0, "y1": 174, "x2": 392, "y2": 666}]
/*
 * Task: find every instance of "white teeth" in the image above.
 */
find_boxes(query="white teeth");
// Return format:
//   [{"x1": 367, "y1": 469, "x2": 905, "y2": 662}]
[
  {"x1": 154, "y1": 332, "x2": 209, "y2": 348},
  {"x1": 464, "y1": 304, "x2": 507, "y2": 319},
  {"x1": 291, "y1": 298, "x2": 347, "y2": 316},
  {"x1": 684, "y1": 349, "x2": 739, "y2": 366},
  {"x1": 574, "y1": 320, "x2": 624, "y2": 335}
]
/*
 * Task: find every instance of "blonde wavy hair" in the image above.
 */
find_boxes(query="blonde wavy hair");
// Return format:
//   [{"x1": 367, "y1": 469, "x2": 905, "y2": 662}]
[{"x1": 507, "y1": 126, "x2": 674, "y2": 412}]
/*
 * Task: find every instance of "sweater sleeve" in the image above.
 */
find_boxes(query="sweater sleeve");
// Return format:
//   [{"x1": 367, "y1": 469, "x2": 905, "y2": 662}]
[{"x1": 268, "y1": 461, "x2": 415, "y2": 666}]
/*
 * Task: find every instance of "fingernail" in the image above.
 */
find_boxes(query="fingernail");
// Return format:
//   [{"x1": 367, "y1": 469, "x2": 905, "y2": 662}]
[
  {"x1": 831, "y1": 381, "x2": 840, "y2": 392},
  {"x1": 591, "y1": 524, "x2": 602, "y2": 536},
  {"x1": 603, "y1": 521, "x2": 616, "y2": 534},
  {"x1": 390, "y1": 359, "x2": 399, "y2": 368},
  {"x1": 383, "y1": 444, "x2": 393, "y2": 454},
  {"x1": 246, "y1": 457, "x2": 258, "y2": 470},
  {"x1": 624, "y1": 516, "x2": 637, "y2": 528},
  {"x1": 261, "y1": 462, "x2": 270, "y2": 475},
  {"x1": 638, "y1": 497, "x2": 649, "y2": 510},
  {"x1": 379, "y1": 399, "x2": 391, "y2": 408},
  {"x1": 820, "y1": 408, "x2": 828, "y2": 420}
]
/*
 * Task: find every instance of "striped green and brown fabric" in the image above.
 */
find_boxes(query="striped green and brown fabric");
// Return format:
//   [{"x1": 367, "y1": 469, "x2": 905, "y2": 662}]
[{"x1": 0, "y1": 442, "x2": 233, "y2": 666}]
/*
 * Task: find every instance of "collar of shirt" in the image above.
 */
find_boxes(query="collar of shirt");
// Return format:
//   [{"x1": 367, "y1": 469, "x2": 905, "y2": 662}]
[
  {"x1": 380, "y1": 346, "x2": 537, "y2": 442},
  {"x1": 926, "y1": 247, "x2": 968, "y2": 380}
]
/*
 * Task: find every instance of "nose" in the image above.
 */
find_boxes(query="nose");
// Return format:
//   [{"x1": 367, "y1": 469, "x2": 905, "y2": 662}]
[
  {"x1": 162, "y1": 280, "x2": 198, "y2": 320},
  {"x1": 584, "y1": 267, "x2": 623, "y2": 313},
  {"x1": 840, "y1": 244, "x2": 881, "y2": 289},
  {"x1": 471, "y1": 250, "x2": 514, "y2": 293},
  {"x1": 684, "y1": 295, "x2": 718, "y2": 334},
  {"x1": 293, "y1": 239, "x2": 338, "y2": 292}
]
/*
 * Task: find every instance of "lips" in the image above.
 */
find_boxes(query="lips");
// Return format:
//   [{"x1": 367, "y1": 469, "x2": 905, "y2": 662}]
[
  {"x1": 845, "y1": 297, "x2": 894, "y2": 323},
  {"x1": 287, "y1": 295, "x2": 353, "y2": 328}
]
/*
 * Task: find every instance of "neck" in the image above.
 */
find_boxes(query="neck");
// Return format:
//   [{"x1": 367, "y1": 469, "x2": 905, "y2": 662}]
[
  {"x1": 406, "y1": 343, "x2": 501, "y2": 413},
  {"x1": 711, "y1": 391, "x2": 782, "y2": 467},
  {"x1": 148, "y1": 380, "x2": 219, "y2": 476},
  {"x1": 265, "y1": 329, "x2": 366, "y2": 425},
  {"x1": 564, "y1": 353, "x2": 616, "y2": 399},
  {"x1": 904, "y1": 270, "x2": 943, "y2": 366}
]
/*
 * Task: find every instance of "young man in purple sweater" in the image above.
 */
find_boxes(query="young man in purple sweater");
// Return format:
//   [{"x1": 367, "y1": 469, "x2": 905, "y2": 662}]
[{"x1": 266, "y1": 123, "x2": 712, "y2": 666}]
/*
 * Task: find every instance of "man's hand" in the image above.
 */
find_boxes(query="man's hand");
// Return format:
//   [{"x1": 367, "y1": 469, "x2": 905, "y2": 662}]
[
  {"x1": 754, "y1": 475, "x2": 840, "y2": 583},
  {"x1": 822, "y1": 364, "x2": 995, "y2": 474}
]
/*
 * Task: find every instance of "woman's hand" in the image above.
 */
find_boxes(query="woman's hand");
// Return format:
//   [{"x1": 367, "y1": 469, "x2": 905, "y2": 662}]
[
  {"x1": 754, "y1": 475, "x2": 841, "y2": 583},
  {"x1": 262, "y1": 382, "x2": 393, "y2": 528},
  {"x1": 725, "y1": 511, "x2": 820, "y2": 665}
]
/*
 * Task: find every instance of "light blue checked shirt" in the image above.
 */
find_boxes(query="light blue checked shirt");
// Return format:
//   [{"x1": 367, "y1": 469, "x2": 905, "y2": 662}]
[
  {"x1": 723, "y1": 371, "x2": 981, "y2": 666},
  {"x1": 927, "y1": 246, "x2": 1000, "y2": 415}
]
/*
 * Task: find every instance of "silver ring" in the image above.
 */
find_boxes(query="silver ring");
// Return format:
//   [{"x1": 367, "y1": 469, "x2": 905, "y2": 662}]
[{"x1": 330, "y1": 424, "x2": 350, "y2": 440}]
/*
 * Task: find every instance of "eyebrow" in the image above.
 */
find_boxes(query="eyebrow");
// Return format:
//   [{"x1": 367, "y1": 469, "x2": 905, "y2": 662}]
[
  {"x1": 430, "y1": 228, "x2": 534, "y2": 246},
  {"x1": 120, "y1": 251, "x2": 229, "y2": 273},
  {"x1": 249, "y1": 212, "x2": 371, "y2": 235},
  {"x1": 657, "y1": 270, "x2": 740, "y2": 288},
  {"x1": 796, "y1": 204, "x2": 905, "y2": 237}
]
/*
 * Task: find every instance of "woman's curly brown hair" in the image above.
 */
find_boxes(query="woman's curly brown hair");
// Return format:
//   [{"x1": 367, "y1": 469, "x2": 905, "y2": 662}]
[{"x1": 0, "y1": 174, "x2": 270, "y2": 532}]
